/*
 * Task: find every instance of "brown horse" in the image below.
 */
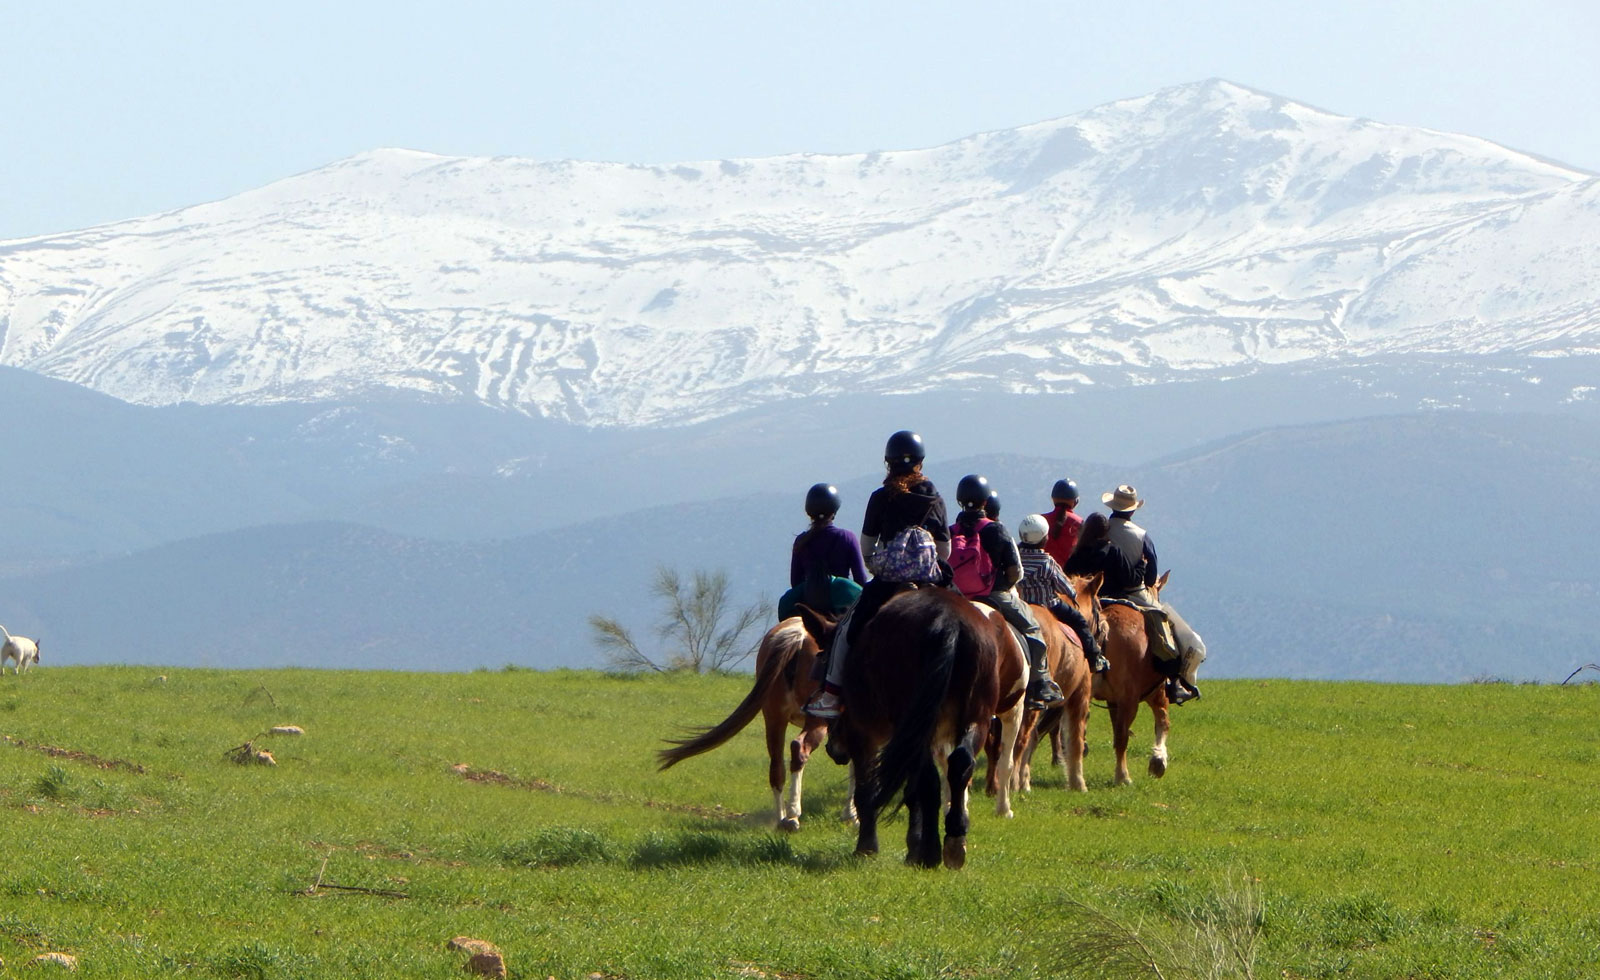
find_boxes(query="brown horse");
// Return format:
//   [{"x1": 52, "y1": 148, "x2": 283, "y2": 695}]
[
  {"x1": 801, "y1": 587, "x2": 1001, "y2": 869},
  {"x1": 973, "y1": 604, "x2": 1027, "y2": 818},
  {"x1": 1009, "y1": 572, "x2": 1105, "y2": 794},
  {"x1": 1100, "y1": 570, "x2": 1174, "y2": 785},
  {"x1": 657, "y1": 615, "x2": 855, "y2": 831}
]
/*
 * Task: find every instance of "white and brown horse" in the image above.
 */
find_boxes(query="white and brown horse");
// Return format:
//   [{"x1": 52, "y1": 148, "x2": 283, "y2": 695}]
[{"x1": 657, "y1": 614, "x2": 855, "y2": 830}]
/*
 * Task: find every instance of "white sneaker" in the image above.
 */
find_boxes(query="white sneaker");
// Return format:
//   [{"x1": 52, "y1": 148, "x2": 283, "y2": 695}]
[{"x1": 805, "y1": 689, "x2": 843, "y2": 719}]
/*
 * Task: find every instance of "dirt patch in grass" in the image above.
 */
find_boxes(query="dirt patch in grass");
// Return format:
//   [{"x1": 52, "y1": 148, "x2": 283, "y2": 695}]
[
  {"x1": 1, "y1": 733, "x2": 148, "y2": 774},
  {"x1": 449, "y1": 762, "x2": 744, "y2": 820}
]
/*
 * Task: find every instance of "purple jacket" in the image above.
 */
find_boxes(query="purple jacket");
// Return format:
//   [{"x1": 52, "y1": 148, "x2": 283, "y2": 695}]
[{"x1": 790, "y1": 523, "x2": 869, "y2": 588}]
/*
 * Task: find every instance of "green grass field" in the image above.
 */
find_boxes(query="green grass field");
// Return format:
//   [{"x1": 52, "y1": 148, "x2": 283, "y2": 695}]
[{"x1": 1, "y1": 666, "x2": 1597, "y2": 979}]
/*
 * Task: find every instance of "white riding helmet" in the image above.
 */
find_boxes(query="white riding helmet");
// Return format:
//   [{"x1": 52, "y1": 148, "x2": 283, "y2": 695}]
[{"x1": 1017, "y1": 513, "x2": 1049, "y2": 545}]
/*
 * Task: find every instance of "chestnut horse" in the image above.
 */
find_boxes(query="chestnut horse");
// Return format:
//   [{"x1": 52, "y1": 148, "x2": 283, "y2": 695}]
[
  {"x1": 1100, "y1": 570, "x2": 1175, "y2": 785},
  {"x1": 1008, "y1": 572, "x2": 1105, "y2": 794},
  {"x1": 972, "y1": 604, "x2": 1028, "y2": 818},
  {"x1": 657, "y1": 615, "x2": 855, "y2": 830},
  {"x1": 801, "y1": 587, "x2": 1001, "y2": 869}
]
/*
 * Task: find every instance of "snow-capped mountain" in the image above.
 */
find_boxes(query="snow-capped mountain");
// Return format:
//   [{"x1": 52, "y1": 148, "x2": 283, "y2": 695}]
[{"x1": 2, "y1": 79, "x2": 1596, "y2": 427}]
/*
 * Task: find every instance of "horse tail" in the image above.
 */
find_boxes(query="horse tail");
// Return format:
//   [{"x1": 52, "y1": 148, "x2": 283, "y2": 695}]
[
  {"x1": 869, "y1": 610, "x2": 961, "y2": 813},
  {"x1": 656, "y1": 620, "x2": 803, "y2": 771}
]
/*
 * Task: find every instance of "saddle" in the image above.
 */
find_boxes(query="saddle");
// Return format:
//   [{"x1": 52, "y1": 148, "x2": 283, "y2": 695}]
[{"x1": 1099, "y1": 596, "x2": 1180, "y2": 667}]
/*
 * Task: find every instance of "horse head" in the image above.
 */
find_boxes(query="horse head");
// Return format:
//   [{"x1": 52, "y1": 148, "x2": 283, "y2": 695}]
[
  {"x1": 791, "y1": 603, "x2": 839, "y2": 651},
  {"x1": 1069, "y1": 572, "x2": 1108, "y2": 647},
  {"x1": 1151, "y1": 570, "x2": 1171, "y2": 602}
]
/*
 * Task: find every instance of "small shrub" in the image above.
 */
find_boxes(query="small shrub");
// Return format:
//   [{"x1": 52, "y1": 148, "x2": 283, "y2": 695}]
[
  {"x1": 33, "y1": 765, "x2": 72, "y2": 800},
  {"x1": 211, "y1": 940, "x2": 309, "y2": 980}
]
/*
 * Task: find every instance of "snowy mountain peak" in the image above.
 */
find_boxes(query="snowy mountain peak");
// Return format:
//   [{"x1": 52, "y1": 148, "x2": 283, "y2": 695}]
[{"x1": 1, "y1": 81, "x2": 1596, "y2": 426}]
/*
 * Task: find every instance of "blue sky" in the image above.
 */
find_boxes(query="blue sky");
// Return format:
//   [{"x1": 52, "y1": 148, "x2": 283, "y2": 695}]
[{"x1": 4, "y1": 1, "x2": 1597, "y2": 238}]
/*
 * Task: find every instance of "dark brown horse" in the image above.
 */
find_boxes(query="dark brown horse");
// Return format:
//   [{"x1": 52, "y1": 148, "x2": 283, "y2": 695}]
[
  {"x1": 1100, "y1": 570, "x2": 1174, "y2": 785},
  {"x1": 802, "y1": 587, "x2": 1001, "y2": 869},
  {"x1": 1009, "y1": 572, "x2": 1105, "y2": 794},
  {"x1": 657, "y1": 615, "x2": 855, "y2": 830}
]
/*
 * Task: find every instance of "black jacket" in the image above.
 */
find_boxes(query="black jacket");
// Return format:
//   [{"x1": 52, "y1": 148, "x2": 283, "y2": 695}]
[{"x1": 863, "y1": 480, "x2": 949, "y2": 543}]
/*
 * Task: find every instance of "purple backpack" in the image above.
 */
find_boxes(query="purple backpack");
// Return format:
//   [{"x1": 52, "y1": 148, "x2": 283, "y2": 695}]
[{"x1": 872, "y1": 525, "x2": 939, "y2": 583}]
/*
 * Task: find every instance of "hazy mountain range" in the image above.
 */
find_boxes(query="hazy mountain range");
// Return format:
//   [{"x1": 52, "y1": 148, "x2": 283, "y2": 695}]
[{"x1": 1, "y1": 79, "x2": 1597, "y2": 682}]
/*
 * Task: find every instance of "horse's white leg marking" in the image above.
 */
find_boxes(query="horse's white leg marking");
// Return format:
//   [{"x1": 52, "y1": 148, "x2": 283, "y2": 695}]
[
  {"x1": 783, "y1": 763, "x2": 805, "y2": 822},
  {"x1": 840, "y1": 763, "x2": 859, "y2": 825},
  {"x1": 1149, "y1": 703, "x2": 1171, "y2": 778},
  {"x1": 993, "y1": 701, "x2": 1022, "y2": 818}
]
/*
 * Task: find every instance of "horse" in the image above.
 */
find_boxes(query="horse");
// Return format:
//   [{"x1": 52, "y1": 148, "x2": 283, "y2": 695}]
[
  {"x1": 801, "y1": 587, "x2": 1001, "y2": 869},
  {"x1": 970, "y1": 604, "x2": 1027, "y2": 818},
  {"x1": 1099, "y1": 570, "x2": 1175, "y2": 785},
  {"x1": 657, "y1": 615, "x2": 855, "y2": 831},
  {"x1": 1007, "y1": 572, "x2": 1105, "y2": 794}
]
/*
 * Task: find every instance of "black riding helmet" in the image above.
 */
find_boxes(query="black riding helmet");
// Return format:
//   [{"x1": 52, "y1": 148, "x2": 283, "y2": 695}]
[
  {"x1": 805, "y1": 483, "x2": 841, "y2": 519},
  {"x1": 1051, "y1": 478, "x2": 1080, "y2": 502},
  {"x1": 956, "y1": 473, "x2": 990, "y2": 508},
  {"x1": 884, "y1": 430, "x2": 925, "y2": 474},
  {"x1": 984, "y1": 490, "x2": 1001, "y2": 520}
]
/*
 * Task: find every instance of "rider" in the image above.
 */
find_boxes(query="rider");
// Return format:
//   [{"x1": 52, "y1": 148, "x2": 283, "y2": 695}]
[
  {"x1": 777, "y1": 483, "x2": 867, "y2": 621},
  {"x1": 1094, "y1": 484, "x2": 1200, "y2": 705},
  {"x1": 1042, "y1": 478, "x2": 1084, "y2": 569},
  {"x1": 1016, "y1": 513, "x2": 1110, "y2": 675},
  {"x1": 949, "y1": 474, "x2": 1065, "y2": 710},
  {"x1": 805, "y1": 430, "x2": 949, "y2": 719},
  {"x1": 984, "y1": 489, "x2": 1002, "y2": 521}
]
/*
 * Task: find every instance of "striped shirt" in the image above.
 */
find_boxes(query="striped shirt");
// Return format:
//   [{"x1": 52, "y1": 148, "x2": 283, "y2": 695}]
[{"x1": 1018, "y1": 546, "x2": 1075, "y2": 606}]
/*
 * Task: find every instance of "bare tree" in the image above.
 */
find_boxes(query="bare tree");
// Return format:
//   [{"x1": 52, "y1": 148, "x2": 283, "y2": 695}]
[{"x1": 589, "y1": 567, "x2": 767, "y2": 673}]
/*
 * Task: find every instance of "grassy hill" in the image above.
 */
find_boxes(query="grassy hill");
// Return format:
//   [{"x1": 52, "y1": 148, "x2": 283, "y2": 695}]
[{"x1": 2, "y1": 667, "x2": 1597, "y2": 978}]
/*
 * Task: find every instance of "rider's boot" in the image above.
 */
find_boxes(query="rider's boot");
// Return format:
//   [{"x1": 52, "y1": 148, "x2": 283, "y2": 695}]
[
  {"x1": 1025, "y1": 637, "x2": 1065, "y2": 709},
  {"x1": 1054, "y1": 601, "x2": 1109, "y2": 674},
  {"x1": 1077, "y1": 626, "x2": 1110, "y2": 675},
  {"x1": 1164, "y1": 676, "x2": 1199, "y2": 705},
  {"x1": 805, "y1": 609, "x2": 855, "y2": 720}
]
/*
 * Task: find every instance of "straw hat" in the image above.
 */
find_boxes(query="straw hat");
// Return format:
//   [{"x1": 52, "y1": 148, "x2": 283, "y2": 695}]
[{"x1": 1101, "y1": 484, "x2": 1144, "y2": 512}]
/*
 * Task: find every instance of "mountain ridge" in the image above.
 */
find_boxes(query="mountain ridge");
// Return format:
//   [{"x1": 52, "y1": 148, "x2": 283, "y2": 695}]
[{"x1": 3, "y1": 79, "x2": 1597, "y2": 426}]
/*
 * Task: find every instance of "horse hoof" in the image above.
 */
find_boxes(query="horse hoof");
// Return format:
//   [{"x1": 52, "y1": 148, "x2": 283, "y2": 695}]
[
  {"x1": 1115, "y1": 773, "x2": 1133, "y2": 787},
  {"x1": 942, "y1": 836, "x2": 967, "y2": 870},
  {"x1": 854, "y1": 846, "x2": 878, "y2": 859},
  {"x1": 1148, "y1": 756, "x2": 1167, "y2": 779},
  {"x1": 777, "y1": 817, "x2": 800, "y2": 833}
]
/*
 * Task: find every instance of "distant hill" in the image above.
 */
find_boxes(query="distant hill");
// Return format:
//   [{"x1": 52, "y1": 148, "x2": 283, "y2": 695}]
[{"x1": 6, "y1": 411, "x2": 1596, "y2": 681}]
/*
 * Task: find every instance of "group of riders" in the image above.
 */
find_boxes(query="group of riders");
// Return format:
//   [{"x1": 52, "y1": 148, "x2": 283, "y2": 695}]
[{"x1": 777, "y1": 430, "x2": 1205, "y2": 720}]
